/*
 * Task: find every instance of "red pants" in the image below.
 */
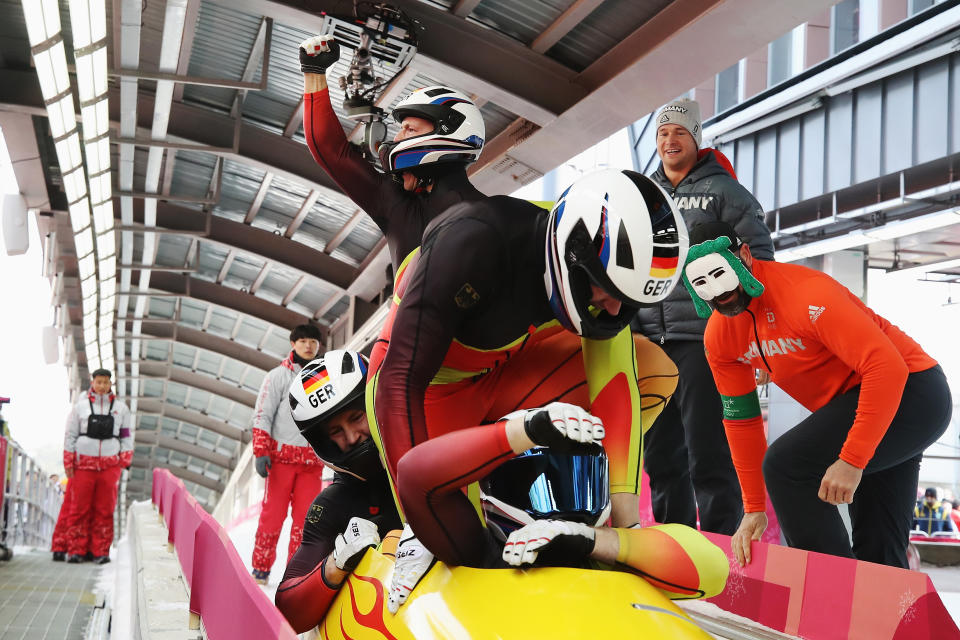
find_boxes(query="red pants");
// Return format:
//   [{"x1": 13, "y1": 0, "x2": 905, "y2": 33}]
[
  {"x1": 50, "y1": 480, "x2": 75, "y2": 553},
  {"x1": 251, "y1": 462, "x2": 324, "y2": 572},
  {"x1": 64, "y1": 467, "x2": 122, "y2": 556}
]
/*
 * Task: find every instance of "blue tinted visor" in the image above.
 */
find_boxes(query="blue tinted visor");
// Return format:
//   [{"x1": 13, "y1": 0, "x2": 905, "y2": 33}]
[{"x1": 481, "y1": 448, "x2": 610, "y2": 525}]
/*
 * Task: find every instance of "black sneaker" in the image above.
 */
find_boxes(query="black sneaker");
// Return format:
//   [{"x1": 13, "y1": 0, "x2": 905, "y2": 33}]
[
  {"x1": 52, "y1": 551, "x2": 66, "y2": 562},
  {"x1": 92, "y1": 556, "x2": 110, "y2": 565},
  {"x1": 84, "y1": 551, "x2": 94, "y2": 562},
  {"x1": 251, "y1": 569, "x2": 269, "y2": 585},
  {"x1": 66, "y1": 554, "x2": 84, "y2": 563}
]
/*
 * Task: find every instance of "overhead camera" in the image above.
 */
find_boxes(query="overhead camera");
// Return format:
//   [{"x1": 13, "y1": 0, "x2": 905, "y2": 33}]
[{"x1": 335, "y1": 3, "x2": 419, "y2": 160}]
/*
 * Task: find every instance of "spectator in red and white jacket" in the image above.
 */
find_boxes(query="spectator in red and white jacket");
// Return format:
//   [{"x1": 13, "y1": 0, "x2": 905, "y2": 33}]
[
  {"x1": 62, "y1": 368, "x2": 133, "y2": 564},
  {"x1": 250, "y1": 324, "x2": 326, "y2": 584}
]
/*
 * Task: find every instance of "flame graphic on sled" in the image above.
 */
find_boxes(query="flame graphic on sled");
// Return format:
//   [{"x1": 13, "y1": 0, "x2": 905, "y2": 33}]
[{"x1": 318, "y1": 534, "x2": 712, "y2": 640}]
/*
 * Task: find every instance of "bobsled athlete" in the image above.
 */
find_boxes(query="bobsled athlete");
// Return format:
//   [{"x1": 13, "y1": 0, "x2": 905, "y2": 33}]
[
  {"x1": 275, "y1": 350, "x2": 402, "y2": 633},
  {"x1": 372, "y1": 168, "x2": 688, "y2": 610},
  {"x1": 396, "y1": 403, "x2": 729, "y2": 605},
  {"x1": 298, "y1": 34, "x2": 486, "y2": 373}
]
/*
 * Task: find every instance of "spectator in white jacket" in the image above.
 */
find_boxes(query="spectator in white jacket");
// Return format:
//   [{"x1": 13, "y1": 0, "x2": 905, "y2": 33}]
[
  {"x1": 250, "y1": 324, "x2": 326, "y2": 584},
  {"x1": 62, "y1": 368, "x2": 133, "y2": 564}
]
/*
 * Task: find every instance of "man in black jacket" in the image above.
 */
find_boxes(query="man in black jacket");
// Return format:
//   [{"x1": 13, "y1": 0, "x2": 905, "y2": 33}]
[{"x1": 632, "y1": 99, "x2": 774, "y2": 534}]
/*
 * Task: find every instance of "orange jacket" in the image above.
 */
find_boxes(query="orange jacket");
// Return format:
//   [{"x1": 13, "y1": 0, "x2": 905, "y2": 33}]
[{"x1": 704, "y1": 260, "x2": 937, "y2": 511}]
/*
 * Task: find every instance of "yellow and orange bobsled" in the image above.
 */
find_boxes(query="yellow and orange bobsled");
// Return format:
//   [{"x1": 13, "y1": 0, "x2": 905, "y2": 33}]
[{"x1": 318, "y1": 532, "x2": 712, "y2": 640}]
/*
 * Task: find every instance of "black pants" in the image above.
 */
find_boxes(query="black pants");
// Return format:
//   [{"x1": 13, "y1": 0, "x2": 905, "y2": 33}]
[
  {"x1": 642, "y1": 340, "x2": 743, "y2": 534},
  {"x1": 764, "y1": 365, "x2": 951, "y2": 568}
]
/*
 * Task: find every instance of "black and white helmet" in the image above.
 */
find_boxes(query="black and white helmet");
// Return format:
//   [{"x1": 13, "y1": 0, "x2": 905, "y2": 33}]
[
  {"x1": 480, "y1": 448, "x2": 611, "y2": 543},
  {"x1": 377, "y1": 86, "x2": 485, "y2": 174},
  {"x1": 544, "y1": 168, "x2": 688, "y2": 338},
  {"x1": 288, "y1": 350, "x2": 380, "y2": 481}
]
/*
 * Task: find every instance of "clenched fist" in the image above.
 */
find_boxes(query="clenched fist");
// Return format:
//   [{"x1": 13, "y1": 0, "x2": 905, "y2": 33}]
[{"x1": 299, "y1": 35, "x2": 341, "y2": 75}]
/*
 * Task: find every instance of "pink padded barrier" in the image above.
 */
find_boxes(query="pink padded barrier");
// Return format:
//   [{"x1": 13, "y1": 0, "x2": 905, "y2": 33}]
[
  {"x1": 703, "y1": 532, "x2": 960, "y2": 639},
  {"x1": 161, "y1": 480, "x2": 184, "y2": 534},
  {"x1": 170, "y1": 491, "x2": 202, "y2": 589},
  {"x1": 189, "y1": 506, "x2": 297, "y2": 639},
  {"x1": 150, "y1": 470, "x2": 296, "y2": 639},
  {"x1": 151, "y1": 468, "x2": 163, "y2": 510}
]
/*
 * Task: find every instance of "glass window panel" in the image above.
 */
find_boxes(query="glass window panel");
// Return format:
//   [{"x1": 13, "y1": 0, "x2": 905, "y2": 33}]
[
  {"x1": 768, "y1": 31, "x2": 793, "y2": 87},
  {"x1": 716, "y1": 62, "x2": 740, "y2": 113},
  {"x1": 832, "y1": 0, "x2": 859, "y2": 54}
]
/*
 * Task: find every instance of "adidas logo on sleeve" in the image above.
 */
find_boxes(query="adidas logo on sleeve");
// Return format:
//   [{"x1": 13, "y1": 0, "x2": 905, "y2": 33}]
[{"x1": 808, "y1": 305, "x2": 825, "y2": 323}]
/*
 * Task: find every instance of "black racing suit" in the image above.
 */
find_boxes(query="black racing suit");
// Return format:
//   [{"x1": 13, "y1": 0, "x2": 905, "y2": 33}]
[
  {"x1": 372, "y1": 198, "x2": 680, "y2": 566},
  {"x1": 303, "y1": 88, "x2": 484, "y2": 272},
  {"x1": 275, "y1": 470, "x2": 401, "y2": 633}
]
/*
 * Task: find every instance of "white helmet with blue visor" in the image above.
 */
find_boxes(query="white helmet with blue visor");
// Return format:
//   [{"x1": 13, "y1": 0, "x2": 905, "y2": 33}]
[
  {"x1": 377, "y1": 86, "x2": 485, "y2": 174},
  {"x1": 544, "y1": 168, "x2": 688, "y2": 338}
]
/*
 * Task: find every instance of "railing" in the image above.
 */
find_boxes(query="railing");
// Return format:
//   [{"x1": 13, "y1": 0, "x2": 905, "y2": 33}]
[
  {"x1": 0, "y1": 434, "x2": 63, "y2": 550},
  {"x1": 151, "y1": 468, "x2": 297, "y2": 639}
]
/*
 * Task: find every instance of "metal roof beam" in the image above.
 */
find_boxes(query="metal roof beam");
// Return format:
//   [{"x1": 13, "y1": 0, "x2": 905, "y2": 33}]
[
  {"x1": 450, "y1": 0, "x2": 482, "y2": 18},
  {"x1": 324, "y1": 209, "x2": 364, "y2": 255},
  {"x1": 284, "y1": 190, "x2": 320, "y2": 238},
  {"x1": 134, "y1": 398, "x2": 247, "y2": 442},
  {"x1": 204, "y1": 0, "x2": 583, "y2": 122},
  {"x1": 530, "y1": 0, "x2": 605, "y2": 54},
  {"x1": 216, "y1": 250, "x2": 236, "y2": 284},
  {"x1": 470, "y1": 0, "x2": 840, "y2": 195},
  {"x1": 118, "y1": 199, "x2": 357, "y2": 290},
  {"x1": 146, "y1": 272, "x2": 321, "y2": 340},
  {"x1": 244, "y1": 172, "x2": 274, "y2": 224},
  {"x1": 231, "y1": 17, "x2": 272, "y2": 118},
  {"x1": 283, "y1": 98, "x2": 304, "y2": 138},
  {"x1": 172, "y1": 0, "x2": 201, "y2": 102},
  {"x1": 135, "y1": 320, "x2": 277, "y2": 371},
  {"x1": 130, "y1": 459, "x2": 225, "y2": 492},
  {"x1": 134, "y1": 360, "x2": 257, "y2": 407},
  {"x1": 135, "y1": 430, "x2": 235, "y2": 469}
]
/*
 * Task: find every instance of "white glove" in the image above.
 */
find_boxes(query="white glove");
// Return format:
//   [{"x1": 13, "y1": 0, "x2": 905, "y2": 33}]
[
  {"x1": 387, "y1": 524, "x2": 435, "y2": 614},
  {"x1": 502, "y1": 519, "x2": 596, "y2": 567},
  {"x1": 299, "y1": 35, "x2": 340, "y2": 74},
  {"x1": 522, "y1": 402, "x2": 605, "y2": 452},
  {"x1": 333, "y1": 517, "x2": 380, "y2": 571}
]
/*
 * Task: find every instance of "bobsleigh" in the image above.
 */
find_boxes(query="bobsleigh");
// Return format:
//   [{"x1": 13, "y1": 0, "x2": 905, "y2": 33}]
[{"x1": 317, "y1": 533, "x2": 712, "y2": 639}]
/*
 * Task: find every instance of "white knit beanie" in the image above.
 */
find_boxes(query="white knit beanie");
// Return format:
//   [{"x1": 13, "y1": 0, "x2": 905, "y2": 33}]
[{"x1": 656, "y1": 98, "x2": 702, "y2": 148}]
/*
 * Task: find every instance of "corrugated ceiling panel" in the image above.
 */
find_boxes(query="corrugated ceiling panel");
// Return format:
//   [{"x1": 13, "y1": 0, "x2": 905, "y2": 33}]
[
  {"x1": 241, "y1": 21, "x2": 311, "y2": 132},
  {"x1": 148, "y1": 297, "x2": 176, "y2": 319},
  {"x1": 548, "y1": 0, "x2": 670, "y2": 72},
  {"x1": 195, "y1": 241, "x2": 230, "y2": 281},
  {"x1": 170, "y1": 150, "x2": 218, "y2": 198},
  {"x1": 183, "y1": 1, "x2": 264, "y2": 113},
  {"x1": 224, "y1": 253, "x2": 266, "y2": 290},
  {"x1": 319, "y1": 294, "x2": 351, "y2": 325},
  {"x1": 263, "y1": 331, "x2": 291, "y2": 358},
  {"x1": 289, "y1": 188, "x2": 360, "y2": 255},
  {"x1": 214, "y1": 159, "x2": 267, "y2": 220},
  {"x1": 0, "y1": 0, "x2": 34, "y2": 68},
  {"x1": 207, "y1": 307, "x2": 237, "y2": 336},
  {"x1": 290, "y1": 284, "x2": 329, "y2": 315},
  {"x1": 137, "y1": 0, "x2": 167, "y2": 74},
  {"x1": 179, "y1": 299, "x2": 207, "y2": 327},
  {"x1": 154, "y1": 235, "x2": 193, "y2": 270},
  {"x1": 468, "y1": 0, "x2": 569, "y2": 45},
  {"x1": 478, "y1": 99, "x2": 517, "y2": 141}
]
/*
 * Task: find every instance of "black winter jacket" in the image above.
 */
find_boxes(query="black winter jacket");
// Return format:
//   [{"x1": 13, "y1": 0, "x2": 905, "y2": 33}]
[{"x1": 632, "y1": 151, "x2": 774, "y2": 342}]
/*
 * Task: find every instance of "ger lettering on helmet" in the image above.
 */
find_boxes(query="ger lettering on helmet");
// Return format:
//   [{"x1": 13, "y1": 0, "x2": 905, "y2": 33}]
[
  {"x1": 377, "y1": 86, "x2": 485, "y2": 174},
  {"x1": 288, "y1": 350, "x2": 382, "y2": 482},
  {"x1": 544, "y1": 168, "x2": 689, "y2": 339}
]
